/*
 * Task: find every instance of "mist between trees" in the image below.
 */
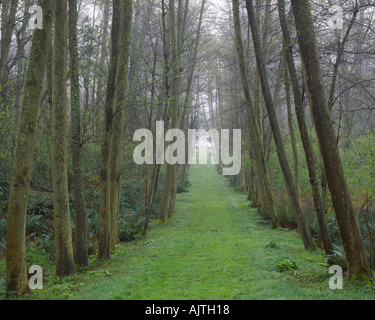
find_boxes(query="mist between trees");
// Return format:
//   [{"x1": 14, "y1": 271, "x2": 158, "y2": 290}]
[{"x1": 0, "y1": 0, "x2": 375, "y2": 298}]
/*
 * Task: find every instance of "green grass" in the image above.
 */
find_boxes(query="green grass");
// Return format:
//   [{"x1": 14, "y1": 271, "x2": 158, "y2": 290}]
[
  {"x1": 73, "y1": 165, "x2": 375, "y2": 300},
  {"x1": 2, "y1": 164, "x2": 375, "y2": 300}
]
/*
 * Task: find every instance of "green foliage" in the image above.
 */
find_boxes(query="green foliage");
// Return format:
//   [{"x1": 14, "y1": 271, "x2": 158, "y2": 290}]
[
  {"x1": 275, "y1": 199, "x2": 297, "y2": 229},
  {"x1": 118, "y1": 210, "x2": 145, "y2": 242},
  {"x1": 276, "y1": 259, "x2": 299, "y2": 273},
  {"x1": 240, "y1": 200, "x2": 252, "y2": 207},
  {"x1": 27, "y1": 194, "x2": 53, "y2": 217},
  {"x1": 26, "y1": 243, "x2": 53, "y2": 273},
  {"x1": 0, "y1": 179, "x2": 10, "y2": 215},
  {"x1": 26, "y1": 214, "x2": 49, "y2": 236},
  {"x1": 326, "y1": 245, "x2": 347, "y2": 268},
  {"x1": 342, "y1": 133, "x2": 375, "y2": 198},
  {"x1": 265, "y1": 240, "x2": 280, "y2": 249},
  {"x1": 177, "y1": 174, "x2": 190, "y2": 193}
]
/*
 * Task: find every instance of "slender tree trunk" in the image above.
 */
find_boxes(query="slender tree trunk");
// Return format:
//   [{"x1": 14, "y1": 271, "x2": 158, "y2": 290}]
[
  {"x1": 11, "y1": 0, "x2": 31, "y2": 119},
  {"x1": 109, "y1": 0, "x2": 133, "y2": 250},
  {"x1": 278, "y1": 0, "x2": 334, "y2": 255},
  {"x1": 301, "y1": 58, "x2": 329, "y2": 217},
  {"x1": 245, "y1": 0, "x2": 313, "y2": 248},
  {"x1": 52, "y1": 0, "x2": 76, "y2": 277},
  {"x1": 179, "y1": 0, "x2": 205, "y2": 129},
  {"x1": 291, "y1": 0, "x2": 372, "y2": 279},
  {"x1": 156, "y1": 0, "x2": 172, "y2": 223},
  {"x1": 159, "y1": 0, "x2": 182, "y2": 221},
  {"x1": 0, "y1": 0, "x2": 19, "y2": 105},
  {"x1": 231, "y1": 0, "x2": 278, "y2": 227},
  {"x1": 68, "y1": 0, "x2": 88, "y2": 269},
  {"x1": 143, "y1": 163, "x2": 162, "y2": 235},
  {"x1": 167, "y1": 0, "x2": 187, "y2": 216},
  {"x1": 285, "y1": 62, "x2": 300, "y2": 199},
  {"x1": 139, "y1": 38, "x2": 158, "y2": 219},
  {"x1": 98, "y1": 0, "x2": 121, "y2": 260},
  {"x1": 234, "y1": 77, "x2": 246, "y2": 193},
  {"x1": 5, "y1": 0, "x2": 53, "y2": 296},
  {"x1": 328, "y1": 3, "x2": 359, "y2": 111},
  {"x1": 95, "y1": 0, "x2": 110, "y2": 135}
]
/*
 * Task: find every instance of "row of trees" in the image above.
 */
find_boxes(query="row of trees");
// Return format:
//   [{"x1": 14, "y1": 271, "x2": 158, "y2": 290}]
[
  {"x1": 228, "y1": 0, "x2": 374, "y2": 281},
  {"x1": 2, "y1": 0, "x2": 211, "y2": 296},
  {"x1": 1, "y1": 0, "x2": 375, "y2": 297}
]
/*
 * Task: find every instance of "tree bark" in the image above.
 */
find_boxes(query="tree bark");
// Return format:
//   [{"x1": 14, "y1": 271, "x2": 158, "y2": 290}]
[
  {"x1": 231, "y1": 0, "x2": 278, "y2": 227},
  {"x1": 5, "y1": 0, "x2": 53, "y2": 296},
  {"x1": 159, "y1": 0, "x2": 183, "y2": 221},
  {"x1": 0, "y1": 0, "x2": 19, "y2": 105},
  {"x1": 68, "y1": 0, "x2": 88, "y2": 269},
  {"x1": 245, "y1": 0, "x2": 313, "y2": 248},
  {"x1": 95, "y1": 0, "x2": 111, "y2": 135},
  {"x1": 284, "y1": 63, "x2": 300, "y2": 199},
  {"x1": 51, "y1": 0, "x2": 76, "y2": 277},
  {"x1": 109, "y1": 0, "x2": 133, "y2": 250},
  {"x1": 290, "y1": 0, "x2": 372, "y2": 279},
  {"x1": 167, "y1": 0, "x2": 188, "y2": 216},
  {"x1": 98, "y1": 0, "x2": 121, "y2": 260},
  {"x1": 278, "y1": 0, "x2": 334, "y2": 255}
]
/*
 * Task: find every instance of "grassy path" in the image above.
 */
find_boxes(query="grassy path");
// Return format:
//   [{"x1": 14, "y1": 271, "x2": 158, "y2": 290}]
[{"x1": 75, "y1": 165, "x2": 375, "y2": 300}]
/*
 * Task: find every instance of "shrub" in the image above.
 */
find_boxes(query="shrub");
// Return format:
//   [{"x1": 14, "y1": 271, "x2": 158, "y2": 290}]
[
  {"x1": 118, "y1": 209, "x2": 145, "y2": 242},
  {"x1": 276, "y1": 259, "x2": 299, "y2": 272},
  {"x1": 265, "y1": 240, "x2": 280, "y2": 249},
  {"x1": 326, "y1": 244, "x2": 347, "y2": 268}
]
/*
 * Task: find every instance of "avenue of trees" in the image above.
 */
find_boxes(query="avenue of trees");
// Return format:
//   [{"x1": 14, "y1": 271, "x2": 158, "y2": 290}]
[{"x1": 0, "y1": 0, "x2": 374, "y2": 296}]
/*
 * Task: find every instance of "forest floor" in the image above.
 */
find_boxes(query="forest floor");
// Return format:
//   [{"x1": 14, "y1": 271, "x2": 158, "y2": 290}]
[
  {"x1": 2, "y1": 164, "x2": 375, "y2": 300},
  {"x1": 72, "y1": 164, "x2": 374, "y2": 300}
]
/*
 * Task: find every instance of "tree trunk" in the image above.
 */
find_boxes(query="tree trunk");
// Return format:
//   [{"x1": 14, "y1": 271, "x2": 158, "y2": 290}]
[
  {"x1": 231, "y1": 0, "x2": 278, "y2": 227},
  {"x1": 98, "y1": 0, "x2": 121, "y2": 260},
  {"x1": 0, "y1": 0, "x2": 19, "y2": 106},
  {"x1": 278, "y1": 0, "x2": 334, "y2": 255},
  {"x1": 51, "y1": 0, "x2": 76, "y2": 277},
  {"x1": 291, "y1": 0, "x2": 372, "y2": 279},
  {"x1": 245, "y1": 0, "x2": 313, "y2": 249},
  {"x1": 95, "y1": 0, "x2": 110, "y2": 135},
  {"x1": 5, "y1": 0, "x2": 53, "y2": 296},
  {"x1": 166, "y1": 0, "x2": 187, "y2": 217},
  {"x1": 159, "y1": 0, "x2": 183, "y2": 221},
  {"x1": 285, "y1": 63, "x2": 300, "y2": 199},
  {"x1": 109, "y1": 0, "x2": 133, "y2": 250},
  {"x1": 68, "y1": 0, "x2": 88, "y2": 269}
]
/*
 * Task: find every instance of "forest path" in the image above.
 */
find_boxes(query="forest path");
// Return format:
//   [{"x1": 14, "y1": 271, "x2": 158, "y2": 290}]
[{"x1": 75, "y1": 165, "x2": 353, "y2": 300}]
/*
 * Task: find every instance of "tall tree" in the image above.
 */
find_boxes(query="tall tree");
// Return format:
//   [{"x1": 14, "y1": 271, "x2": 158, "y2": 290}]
[
  {"x1": 284, "y1": 64, "x2": 300, "y2": 199},
  {"x1": 109, "y1": 0, "x2": 133, "y2": 250},
  {"x1": 51, "y1": 0, "x2": 76, "y2": 277},
  {"x1": 167, "y1": 0, "x2": 190, "y2": 216},
  {"x1": 5, "y1": 0, "x2": 53, "y2": 296},
  {"x1": 144, "y1": 0, "x2": 171, "y2": 231},
  {"x1": 159, "y1": 0, "x2": 185, "y2": 222},
  {"x1": 95, "y1": 0, "x2": 111, "y2": 135},
  {"x1": 0, "y1": 0, "x2": 19, "y2": 104},
  {"x1": 69, "y1": 0, "x2": 88, "y2": 269},
  {"x1": 98, "y1": 0, "x2": 122, "y2": 260},
  {"x1": 245, "y1": 0, "x2": 313, "y2": 249},
  {"x1": 277, "y1": 0, "x2": 334, "y2": 255},
  {"x1": 290, "y1": 0, "x2": 372, "y2": 279},
  {"x1": 231, "y1": 0, "x2": 278, "y2": 227}
]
